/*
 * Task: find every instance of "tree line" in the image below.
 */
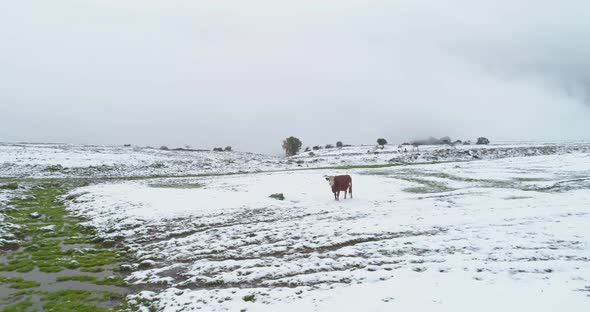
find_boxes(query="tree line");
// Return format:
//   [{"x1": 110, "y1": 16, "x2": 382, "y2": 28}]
[{"x1": 281, "y1": 136, "x2": 490, "y2": 156}]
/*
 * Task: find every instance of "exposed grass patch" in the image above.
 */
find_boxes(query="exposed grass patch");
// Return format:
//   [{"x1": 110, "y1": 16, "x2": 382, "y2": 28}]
[
  {"x1": 0, "y1": 276, "x2": 40, "y2": 289},
  {"x1": 43, "y1": 165, "x2": 65, "y2": 173},
  {"x1": 95, "y1": 276, "x2": 128, "y2": 287},
  {"x1": 117, "y1": 297, "x2": 158, "y2": 312},
  {"x1": 56, "y1": 275, "x2": 128, "y2": 287},
  {"x1": 80, "y1": 267, "x2": 105, "y2": 273},
  {"x1": 149, "y1": 162, "x2": 166, "y2": 169},
  {"x1": 306, "y1": 163, "x2": 401, "y2": 170},
  {"x1": 62, "y1": 236, "x2": 95, "y2": 245},
  {"x1": 243, "y1": 294, "x2": 256, "y2": 302},
  {"x1": 1, "y1": 298, "x2": 34, "y2": 312},
  {"x1": 401, "y1": 177, "x2": 456, "y2": 194},
  {"x1": 1, "y1": 160, "x2": 453, "y2": 185},
  {"x1": 0, "y1": 182, "x2": 18, "y2": 190},
  {"x1": 0, "y1": 186, "x2": 123, "y2": 274},
  {"x1": 56, "y1": 275, "x2": 98, "y2": 283},
  {"x1": 41, "y1": 289, "x2": 112, "y2": 312},
  {"x1": 520, "y1": 178, "x2": 590, "y2": 193},
  {"x1": 512, "y1": 177, "x2": 549, "y2": 182},
  {"x1": 204, "y1": 279, "x2": 225, "y2": 287},
  {"x1": 504, "y1": 196, "x2": 533, "y2": 200},
  {"x1": 148, "y1": 182, "x2": 204, "y2": 189},
  {"x1": 0, "y1": 182, "x2": 131, "y2": 311}
]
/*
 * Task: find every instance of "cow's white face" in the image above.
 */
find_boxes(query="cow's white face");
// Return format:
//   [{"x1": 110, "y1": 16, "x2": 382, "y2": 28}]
[{"x1": 324, "y1": 176, "x2": 335, "y2": 186}]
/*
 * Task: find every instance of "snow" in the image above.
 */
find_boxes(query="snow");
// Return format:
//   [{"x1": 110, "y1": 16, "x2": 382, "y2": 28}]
[
  {"x1": 0, "y1": 143, "x2": 284, "y2": 178},
  {"x1": 0, "y1": 192, "x2": 8, "y2": 230},
  {"x1": 63, "y1": 151, "x2": 590, "y2": 311},
  {"x1": 2, "y1": 142, "x2": 590, "y2": 178},
  {"x1": 146, "y1": 270, "x2": 588, "y2": 312},
  {"x1": 0, "y1": 193, "x2": 8, "y2": 208},
  {"x1": 0, "y1": 190, "x2": 17, "y2": 246},
  {"x1": 39, "y1": 224, "x2": 56, "y2": 231}
]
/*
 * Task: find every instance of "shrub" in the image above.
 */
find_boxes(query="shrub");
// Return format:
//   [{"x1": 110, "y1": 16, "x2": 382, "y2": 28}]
[
  {"x1": 312, "y1": 145, "x2": 322, "y2": 151},
  {"x1": 411, "y1": 137, "x2": 454, "y2": 146},
  {"x1": 0, "y1": 183, "x2": 18, "y2": 190},
  {"x1": 325, "y1": 144, "x2": 334, "y2": 149},
  {"x1": 282, "y1": 136, "x2": 303, "y2": 156},
  {"x1": 224, "y1": 146, "x2": 232, "y2": 152},
  {"x1": 476, "y1": 137, "x2": 490, "y2": 145},
  {"x1": 160, "y1": 146, "x2": 169, "y2": 150},
  {"x1": 243, "y1": 294, "x2": 256, "y2": 302},
  {"x1": 269, "y1": 193, "x2": 285, "y2": 200},
  {"x1": 377, "y1": 138, "x2": 388, "y2": 146},
  {"x1": 304, "y1": 147, "x2": 311, "y2": 152},
  {"x1": 212, "y1": 147, "x2": 224, "y2": 152},
  {"x1": 44, "y1": 164, "x2": 64, "y2": 172},
  {"x1": 150, "y1": 162, "x2": 165, "y2": 169},
  {"x1": 336, "y1": 141, "x2": 343, "y2": 148}
]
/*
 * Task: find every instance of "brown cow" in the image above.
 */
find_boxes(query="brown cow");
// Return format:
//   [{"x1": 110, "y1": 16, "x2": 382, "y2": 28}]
[{"x1": 324, "y1": 175, "x2": 353, "y2": 200}]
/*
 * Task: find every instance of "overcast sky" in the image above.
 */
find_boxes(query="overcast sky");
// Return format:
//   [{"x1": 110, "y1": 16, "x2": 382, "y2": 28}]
[{"x1": 1, "y1": 0, "x2": 589, "y2": 154}]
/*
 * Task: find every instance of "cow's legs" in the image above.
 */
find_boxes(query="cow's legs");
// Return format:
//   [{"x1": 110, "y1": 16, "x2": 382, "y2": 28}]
[
  {"x1": 344, "y1": 190, "x2": 347, "y2": 199},
  {"x1": 349, "y1": 184, "x2": 353, "y2": 199},
  {"x1": 334, "y1": 192, "x2": 338, "y2": 200}
]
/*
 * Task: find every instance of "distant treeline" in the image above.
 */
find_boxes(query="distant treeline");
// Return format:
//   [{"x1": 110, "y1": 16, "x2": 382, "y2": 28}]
[{"x1": 405, "y1": 136, "x2": 490, "y2": 146}]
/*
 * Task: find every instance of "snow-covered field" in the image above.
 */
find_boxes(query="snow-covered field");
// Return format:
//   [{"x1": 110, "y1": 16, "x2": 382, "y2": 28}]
[
  {"x1": 0, "y1": 143, "x2": 284, "y2": 178},
  {"x1": 0, "y1": 190, "x2": 12, "y2": 246},
  {"x1": 61, "y1": 151, "x2": 590, "y2": 311},
  {"x1": 2, "y1": 142, "x2": 590, "y2": 178}
]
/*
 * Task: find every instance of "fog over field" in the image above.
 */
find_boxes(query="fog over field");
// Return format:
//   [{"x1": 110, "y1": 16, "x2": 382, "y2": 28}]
[{"x1": 1, "y1": 0, "x2": 590, "y2": 153}]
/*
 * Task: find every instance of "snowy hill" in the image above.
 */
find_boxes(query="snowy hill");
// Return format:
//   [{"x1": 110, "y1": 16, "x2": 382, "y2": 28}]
[{"x1": 1, "y1": 142, "x2": 590, "y2": 178}]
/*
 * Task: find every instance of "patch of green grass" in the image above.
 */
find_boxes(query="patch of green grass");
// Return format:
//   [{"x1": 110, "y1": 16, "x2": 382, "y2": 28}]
[
  {"x1": 117, "y1": 297, "x2": 158, "y2": 312},
  {"x1": 0, "y1": 182, "x2": 131, "y2": 310},
  {"x1": 243, "y1": 294, "x2": 256, "y2": 302},
  {"x1": 512, "y1": 177, "x2": 548, "y2": 182},
  {"x1": 80, "y1": 267, "x2": 104, "y2": 273},
  {"x1": 504, "y1": 196, "x2": 532, "y2": 200},
  {"x1": 0, "y1": 276, "x2": 40, "y2": 289},
  {"x1": 56, "y1": 275, "x2": 128, "y2": 287},
  {"x1": 41, "y1": 289, "x2": 110, "y2": 312},
  {"x1": 0, "y1": 186, "x2": 123, "y2": 274},
  {"x1": 62, "y1": 236, "x2": 95, "y2": 245},
  {"x1": 312, "y1": 163, "x2": 401, "y2": 170},
  {"x1": 56, "y1": 275, "x2": 98, "y2": 283},
  {"x1": 148, "y1": 182, "x2": 204, "y2": 189},
  {"x1": 43, "y1": 165, "x2": 64, "y2": 172},
  {"x1": 205, "y1": 279, "x2": 225, "y2": 287},
  {"x1": 0, "y1": 182, "x2": 18, "y2": 190},
  {"x1": 95, "y1": 276, "x2": 128, "y2": 287},
  {"x1": 4, "y1": 289, "x2": 37, "y2": 299},
  {"x1": 1, "y1": 298, "x2": 34, "y2": 312},
  {"x1": 401, "y1": 178, "x2": 456, "y2": 194},
  {"x1": 149, "y1": 162, "x2": 166, "y2": 169}
]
